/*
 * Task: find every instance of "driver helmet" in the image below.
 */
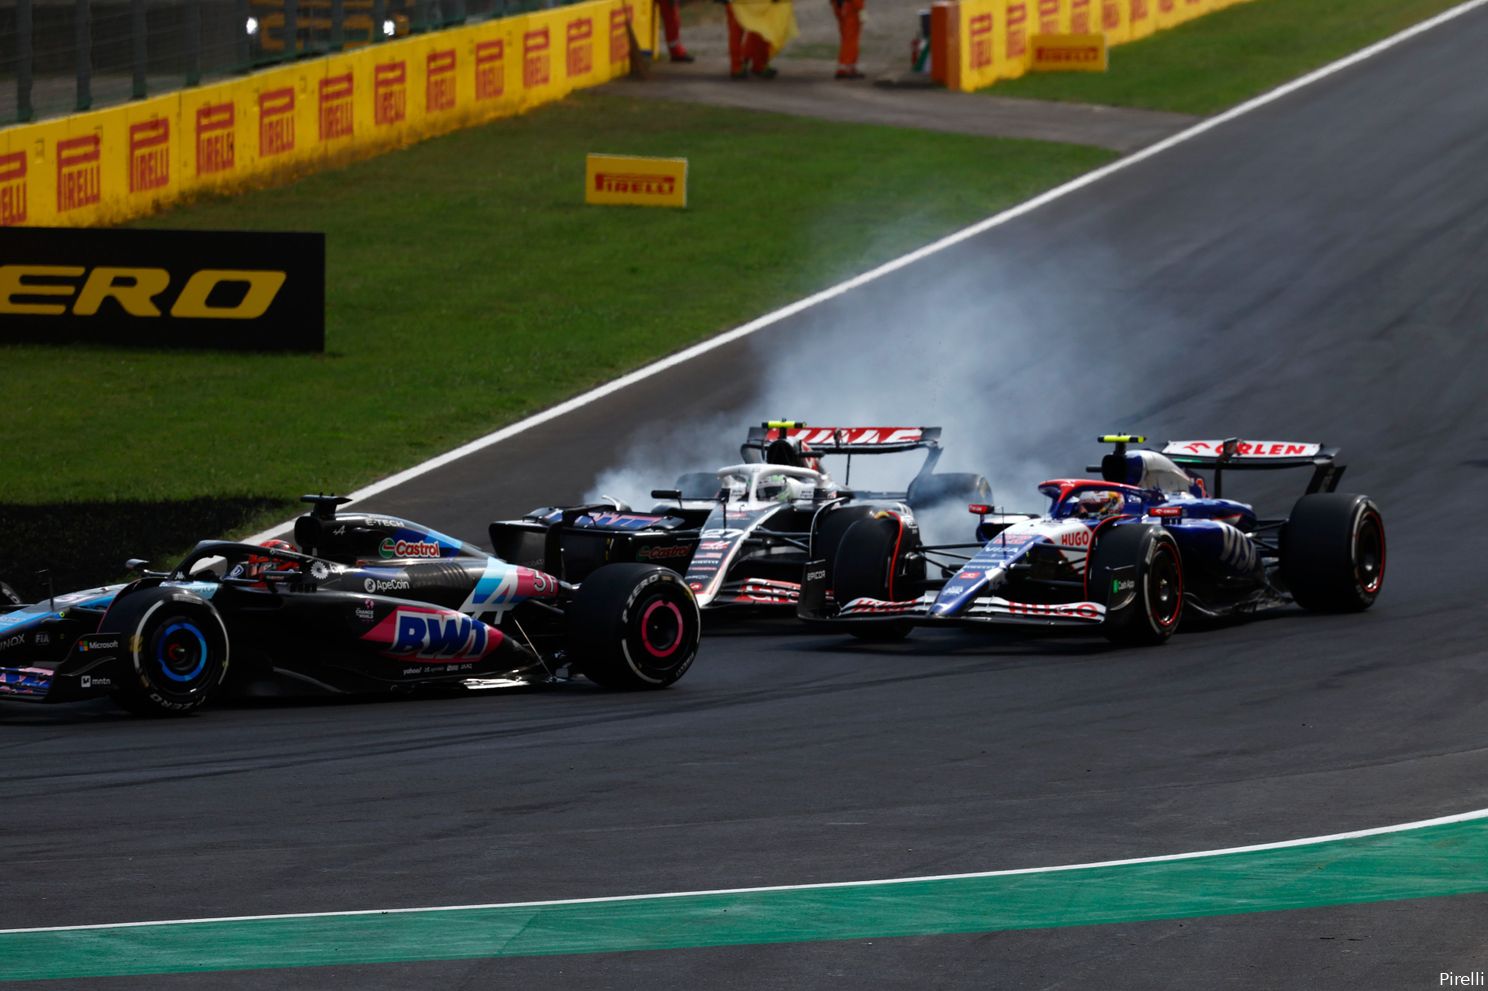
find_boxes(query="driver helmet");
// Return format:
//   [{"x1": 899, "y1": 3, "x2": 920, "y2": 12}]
[
  {"x1": 1076, "y1": 489, "x2": 1124, "y2": 519},
  {"x1": 758, "y1": 473, "x2": 810, "y2": 503},
  {"x1": 234, "y1": 538, "x2": 300, "y2": 579}
]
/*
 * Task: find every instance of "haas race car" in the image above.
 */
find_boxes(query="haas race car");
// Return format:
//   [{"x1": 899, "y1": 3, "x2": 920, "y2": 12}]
[
  {"x1": 0, "y1": 496, "x2": 701, "y2": 716},
  {"x1": 489, "y1": 422, "x2": 991, "y2": 611},
  {"x1": 798, "y1": 435, "x2": 1385, "y2": 644}
]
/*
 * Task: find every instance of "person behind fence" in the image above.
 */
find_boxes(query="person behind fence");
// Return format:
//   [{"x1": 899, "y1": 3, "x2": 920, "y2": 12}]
[
  {"x1": 658, "y1": 0, "x2": 695, "y2": 61},
  {"x1": 831, "y1": 0, "x2": 864, "y2": 78},
  {"x1": 722, "y1": 0, "x2": 798, "y2": 78}
]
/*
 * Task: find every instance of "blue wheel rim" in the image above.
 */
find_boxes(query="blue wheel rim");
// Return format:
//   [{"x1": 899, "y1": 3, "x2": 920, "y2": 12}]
[{"x1": 156, "y1": 621, "x2": 210, "y2": 683}]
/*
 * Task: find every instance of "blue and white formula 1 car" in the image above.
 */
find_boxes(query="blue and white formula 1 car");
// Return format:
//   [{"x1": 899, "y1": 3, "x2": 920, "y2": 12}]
[
  {"x1": 0, "y1": 496, "x2": 701, "y2": 716},
  {"x1": 798, "y1": 436, "x2": 1386, "y2": 644}
]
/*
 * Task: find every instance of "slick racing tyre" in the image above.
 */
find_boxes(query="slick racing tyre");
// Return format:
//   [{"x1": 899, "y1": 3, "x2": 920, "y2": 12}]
[
  {"x1": 105, "y1": 588, "x2": 230, "y2": 716},
  {"x1": 569, "y1": 564, "x2": 701, "y2": 689},
  {"x1": 833, "y1": 514, "x2": 917, "y2": 642},
  {"x1": 906, "y1": 472, "x2": 993, "y2": 512},
  {"x1": 1091, "y1": 524, "x2": 1183, "y2": 645},
  {"x1": 1281, "y1": 493, "x2": 1385, "y2": 612}
]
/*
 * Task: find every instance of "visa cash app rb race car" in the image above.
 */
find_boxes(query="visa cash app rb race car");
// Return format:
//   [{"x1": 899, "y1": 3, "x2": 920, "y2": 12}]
[{"x1": 798, "y1": 436, "x2": 1385, "y2": 644}]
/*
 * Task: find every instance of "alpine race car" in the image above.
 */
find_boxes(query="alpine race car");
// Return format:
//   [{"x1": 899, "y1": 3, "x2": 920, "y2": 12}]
[
  {"x1": 0, "y1": 495, "x2": 701, "y2": 716},
  {"x1": 489, "y1": 422, "x2": 992, "y2": 610},
  {"x1": 798, "y1": 435, "x2": 1385, "y2": 644}
]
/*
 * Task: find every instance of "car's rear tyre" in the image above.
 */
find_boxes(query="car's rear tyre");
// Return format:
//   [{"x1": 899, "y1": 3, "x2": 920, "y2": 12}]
[
  {"x1": 833, "y1": 515, "x2": 916, "y2": 642},
  {"x1": 569, "y1": 564, "x2": 701, "y2": 689},
  {"x1": 906, "y1": 472, "x2": 992, "y2": 511},
  {"x1": 1091, "y1": 524, "x2": 1183, "y2": 645},
  {"x1": 105, "y1": 589, "x2": 230, "y2": 716},
  {"x1": 1281, "y1": 493, "x2": 1385, "y2": 612}
]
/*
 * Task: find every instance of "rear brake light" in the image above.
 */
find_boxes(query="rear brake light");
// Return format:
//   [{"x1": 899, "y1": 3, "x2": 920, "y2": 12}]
[
  {"x1": 1147, "y1": 506, "x2": 1182, "y2": 518},
  {"x1": 968, "y1": 503, "x2": 991, "y2": 515}
]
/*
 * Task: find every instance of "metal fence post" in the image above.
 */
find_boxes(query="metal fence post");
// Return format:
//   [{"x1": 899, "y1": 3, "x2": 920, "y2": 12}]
[
  {"x1": 131, "y1": 0, "x2": 147, "y2": 99},
  {"x1": 372, "y1": 0, "x2": 386, "y2": 42},
  {"x1": 331, "y1": 0, "x2": 345, "y2": 50},
  {"x1": 285, "y1": 0, "x2": 298, "y2": 56},
  {"x1": 17, "y1": 0, "x2": 34, "y2": 122},
  {"x1": 186, "y1": 0, "x2": 202, "y2": 84},
  {"x1": 75, "y1": 0, "x2": 93, "y2": 112}
]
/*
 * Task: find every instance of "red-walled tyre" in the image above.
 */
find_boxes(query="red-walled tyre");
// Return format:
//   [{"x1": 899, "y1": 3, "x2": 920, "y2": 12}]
[
  {"x1": 569, "y1": 564, "x2": 701, "y2": 689},
  {"x1": 1092, "y1": 524, "x2": 1183, "y2": 646},
  {"x1": 1281, "y1": 494, "x2": 1385, "y2": 612}
]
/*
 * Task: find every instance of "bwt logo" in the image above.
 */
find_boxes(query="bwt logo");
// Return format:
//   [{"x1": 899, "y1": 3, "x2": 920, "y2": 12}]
[
  {"x1": 595, "y1": 172, "x2": 675, "y2": 195},
  {"x1": 427, "y1": 49, "x2": 457, "y2": 113},
  {"x1": 391, "y1": 611, "x2": 495, "y2": 660},
  {"x1": 375, "y1": 62, "x2": 407, "y2": 126},
  {"x1": 129, "y1": 118, "x2": 170, "y2": 194},
  {"x1": 567, "y1": 19, "x2": 594, "y2": 78},
  {"x1": 195, "y1": 102, "x2": 236, "y2": 176},
  {"x1": 319, "y1": 73, "x2": 355, "y2": 141},
  {"x1": 1071, "y1": 0, "x2": 1091, "y2": 32},
  {"x1": 475, "y1": 39, "x2": 505, "y2": 100},
  {"x1": 969, "y1": 13, "x2": 993, "y2": 70},
  {"x1": 56, "y1": 134, "x2": 101, "y2": 213},
  {"x1": 1005, "y1": 2, "x2": 1027, "y2": 59},
  {"x1": 258, "y1": 87, "x2": 296, "y2": 157},
  {"x1": 524, "y1": 28, "x2": 551, "y2": 89},
  {"x1": 609, "y1": 9, "x2": 629, "y2": 65},
  {"x1": 0, "y1": 150, "x2": 27, "y2": 226}
]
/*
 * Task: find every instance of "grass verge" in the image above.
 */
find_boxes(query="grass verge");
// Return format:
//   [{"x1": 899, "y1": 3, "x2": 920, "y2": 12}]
[
  {"x1": 991, "y1": 0, "x2": 1466, "y2": 115},
  {"x1": 5, "y1": 91, "x2": 1111, "y2": 518}
]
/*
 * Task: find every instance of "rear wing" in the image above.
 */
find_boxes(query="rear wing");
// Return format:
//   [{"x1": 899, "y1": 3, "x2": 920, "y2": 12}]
[
  {"x1": 1160, "y1": 438, "x2": 1345, "y2": 497},
  {"x1": 742, "y1": 422, "x2": 942, "y2": 458}
]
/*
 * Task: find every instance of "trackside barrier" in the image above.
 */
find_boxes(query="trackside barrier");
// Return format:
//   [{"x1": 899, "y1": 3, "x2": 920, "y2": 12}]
[
  {"x1": 0, "y1": 0, "x2": 656, "y2": 228},
  {"x1": 937, "y1": 0, "x2": 1255, "y2": 92}
]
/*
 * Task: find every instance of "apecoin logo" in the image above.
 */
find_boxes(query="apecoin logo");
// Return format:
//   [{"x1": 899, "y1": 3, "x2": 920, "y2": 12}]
[{"x1": 0, "y1": 266, "x2": 288, "y2": 320}]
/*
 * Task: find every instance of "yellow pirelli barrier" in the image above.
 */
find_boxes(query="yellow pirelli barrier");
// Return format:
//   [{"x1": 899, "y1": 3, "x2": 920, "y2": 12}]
[
  {"x1": 1097, "y1": 0, "x2": 1130, "y2": 45},
  {"x1": 933, "y1": 0, "x2": 1245, "y2": 92},
  {"x1": 945, "y1": 0, "x2": 1001, "y2": 91},
  {"x1": 1067, "y1": 0, "x2": 1097, "y2": 34},
  {"x1": 1127, "y1": 0, "x2": 1156, "y2": 40},
  {"x1": 999, "y1": 0, "x2": 1032, "y2": 80},
  {"x1": 1033, "y1": 0, "x2": 1069, "y2": 35},
  {"x1": 0, "y1": 0, "x2": 655, "y2": 228}
]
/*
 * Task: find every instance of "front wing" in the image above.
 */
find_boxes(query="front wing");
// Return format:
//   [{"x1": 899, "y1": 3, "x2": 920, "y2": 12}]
[{"x1": 834, "y1": 592, "x2": 1106, "y2": 627}]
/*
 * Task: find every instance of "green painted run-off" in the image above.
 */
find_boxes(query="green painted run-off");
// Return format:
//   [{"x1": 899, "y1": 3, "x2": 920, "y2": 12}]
[{"x1": 5, "y1": 817, "x2": 1488, "y2": 981}]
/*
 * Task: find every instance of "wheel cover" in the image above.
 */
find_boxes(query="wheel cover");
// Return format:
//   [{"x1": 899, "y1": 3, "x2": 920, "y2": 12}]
[
  {"x1": 1148, "y1": 546, "x2": 1183, "y2": 629},
  {"x1": 156, "y1": 621, "x2": 210, "y2": 683},
  {"x1": 1355, "y1": 510, "x2": 1386, "y2": 595},
  {"x1": 638, "y1": 598, "x2": 684, "y2": 660}
]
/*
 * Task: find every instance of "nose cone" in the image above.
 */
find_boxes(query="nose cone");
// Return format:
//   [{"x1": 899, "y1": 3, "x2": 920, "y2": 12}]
[{"x1": 931, "y1": 567, "x2": 996, "y2": 617}]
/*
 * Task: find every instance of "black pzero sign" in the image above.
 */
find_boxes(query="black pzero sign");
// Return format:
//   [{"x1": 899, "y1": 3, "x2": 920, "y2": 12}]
[{"x1": 0, "y1": 227, "x2": 325, "y2": 352}]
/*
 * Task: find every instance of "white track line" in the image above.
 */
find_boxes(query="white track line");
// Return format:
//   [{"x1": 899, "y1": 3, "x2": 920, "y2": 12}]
[
  {"x1": 247, "y1": 0, "x2": 1488, "y2": 542},
  {"x1": 5, "y1": 806, "x2": 1486, "y2": 934}
]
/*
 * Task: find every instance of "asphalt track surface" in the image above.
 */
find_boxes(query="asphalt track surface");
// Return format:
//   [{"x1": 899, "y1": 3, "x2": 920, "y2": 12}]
[{"x1": 8, "y1": 8, "x2": 1488, "y2": 988}]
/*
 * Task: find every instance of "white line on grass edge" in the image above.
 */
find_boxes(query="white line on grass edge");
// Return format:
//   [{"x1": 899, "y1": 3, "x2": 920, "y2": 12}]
[
  {"x1": 249, "y1": 0, "x2": 1488, "y2": 542},
  {"x1": 5, "y1": 806, "x2": 1486, "y2": 934}
]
